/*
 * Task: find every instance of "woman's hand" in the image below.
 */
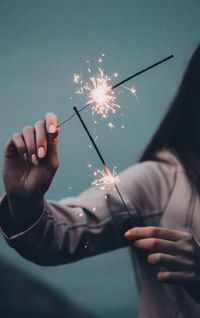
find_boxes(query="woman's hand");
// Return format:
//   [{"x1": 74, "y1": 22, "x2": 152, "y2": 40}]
[
  {"x1": 124, "y1": 226, "x2": 200, "y2": 300},
  {"x1": 3, "y1": 112, "x2": 60, "y2": 226}
]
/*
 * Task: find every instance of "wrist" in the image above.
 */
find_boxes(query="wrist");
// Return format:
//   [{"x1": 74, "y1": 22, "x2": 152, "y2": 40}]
[{"x1": 7, "y1": 195, "x2": 44, "y2": 229}]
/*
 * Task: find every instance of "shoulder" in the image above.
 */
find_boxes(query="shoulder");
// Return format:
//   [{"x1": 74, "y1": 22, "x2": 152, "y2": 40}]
[{"x1": 119, "y1": 149, "x2": 180, "y2": 214}]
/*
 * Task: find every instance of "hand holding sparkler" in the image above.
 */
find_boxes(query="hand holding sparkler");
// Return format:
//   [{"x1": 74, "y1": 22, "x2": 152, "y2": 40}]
[{"x1": 3, "y1": 113, "x2": 60, "y2": 228}]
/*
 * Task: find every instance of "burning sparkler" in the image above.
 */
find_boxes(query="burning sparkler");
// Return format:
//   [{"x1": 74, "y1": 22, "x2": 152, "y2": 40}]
[
  {"x1": 82, "y1": 68, "x2": 119, "y2": 118},
  {"x1": 92, "y1": 167, "x2": 119, "y2": 191},
  {"x1": 57, "y1": 54, "x2": 174, "y2": 127},
  {"x1": 73, "y1": 106, "x2": 131, "y2": 217}
]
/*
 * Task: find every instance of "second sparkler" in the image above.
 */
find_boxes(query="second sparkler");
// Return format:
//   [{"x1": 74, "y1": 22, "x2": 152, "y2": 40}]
[{"x1": 73, "y1": 106, "x2": 131, "y2": 217}]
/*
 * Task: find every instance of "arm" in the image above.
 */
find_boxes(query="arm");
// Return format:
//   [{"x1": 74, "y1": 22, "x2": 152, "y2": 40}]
[
  {"x1": 0, "y1": 191, "x2": 134, "y2": 266},
  {"x1": 0, "y1": 113, "x2": 176, "y2": 266},
  {"x1": 0, "y1": 113, "x2": 136, "y2": 265}
]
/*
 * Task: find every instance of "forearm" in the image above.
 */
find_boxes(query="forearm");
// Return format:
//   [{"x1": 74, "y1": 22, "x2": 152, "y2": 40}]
[{"x1": 0, "y1": 190, "x2": 135, "y2": 266}]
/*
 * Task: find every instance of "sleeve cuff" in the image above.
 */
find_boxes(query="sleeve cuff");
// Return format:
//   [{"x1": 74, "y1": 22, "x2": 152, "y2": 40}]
[{"x1": 0, "y1": 194, "x2": 45, "y2": 240}]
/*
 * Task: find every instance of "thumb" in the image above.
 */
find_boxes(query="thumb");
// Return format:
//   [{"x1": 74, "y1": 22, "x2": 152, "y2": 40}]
[
  {"x1": 46, "y1": 128, "x2": 60, "y2": 171},
  {"x1": 45, "y1": 112, "x2": 60, "y2": 172}
]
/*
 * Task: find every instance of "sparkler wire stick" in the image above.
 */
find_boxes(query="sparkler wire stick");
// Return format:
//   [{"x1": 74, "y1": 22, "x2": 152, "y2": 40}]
[
  {"x1": 58, "y1": 55, "x2": 174, "y2": 127},
  {"x1": 111, "y1": 54, "x2": 174, "y2": 89},
  {"x1": 73, "y1": 106, "x2": 131, "y2": 217}
]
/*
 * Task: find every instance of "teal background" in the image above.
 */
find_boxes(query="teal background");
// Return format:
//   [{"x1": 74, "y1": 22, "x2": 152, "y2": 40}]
[{"x1": 0, "y1": 0, "x2": 200, "y2": 317}]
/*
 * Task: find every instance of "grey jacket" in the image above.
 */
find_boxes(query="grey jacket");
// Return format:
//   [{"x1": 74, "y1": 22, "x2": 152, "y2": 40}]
[{"x1": 1, "y1": 150, "x2": 200, "y2": 317}]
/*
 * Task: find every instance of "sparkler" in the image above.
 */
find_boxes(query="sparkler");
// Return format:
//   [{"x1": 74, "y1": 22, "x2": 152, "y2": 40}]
[
  {"x1": 92, "y1": 167, "x2": 119, "y2": 191},
  {"x1": 73, "y1": 106, "x2": 131, "y2": 217},
  {"x1": 58, "y1": 54, "x2": 174, "y2": 127},
  {"x1": 81, "y1": 68, "x2": 120, "y2": 118}
]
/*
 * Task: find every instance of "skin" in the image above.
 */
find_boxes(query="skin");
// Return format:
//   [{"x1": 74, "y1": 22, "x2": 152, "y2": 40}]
[
  {"x1": 3, "y1": 112, "x2": 60, "y2": 227},
  {"x1": 3, "y1": 112, "x2": 200, "y2": 294},
  {"x1": 124, "y1": 227, "x2": 200, "y2": 289}
]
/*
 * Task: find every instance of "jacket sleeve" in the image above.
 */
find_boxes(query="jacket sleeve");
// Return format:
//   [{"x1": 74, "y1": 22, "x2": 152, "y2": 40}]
[{"x1": 0, "y1": 159, "x2": 176, "y2": 266}]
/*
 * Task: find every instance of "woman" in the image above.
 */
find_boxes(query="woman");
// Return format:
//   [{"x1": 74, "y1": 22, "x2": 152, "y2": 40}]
[{"x1": 1, "y1": 45, "x2": 200, "y2": 317}]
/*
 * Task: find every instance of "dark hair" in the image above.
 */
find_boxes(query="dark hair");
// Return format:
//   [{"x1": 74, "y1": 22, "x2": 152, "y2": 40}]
[{"x1": 140, "y1": 44, "x2": 200, "y2": 191}]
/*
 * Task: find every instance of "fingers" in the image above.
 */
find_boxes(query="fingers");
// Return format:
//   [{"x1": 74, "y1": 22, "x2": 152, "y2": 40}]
[
  {"x1": 10, "y1": 133, "x2": 27, "y2": 159},
  {"x1": 45, "y1": 112, "x2": 58, "y2": 135},
  {"x1": 22, "y1": 125, "x2": 39, "y2": 164},
  {"x1": 34, "y1": 113, "x2": 59, "y2": 167},
  {"x1": 34, "y1": 120, "x2": 47, "y2": 159},
  {"x1": 132, "y1": 238, "x2": 179, "y2": 255},
  {"x1": 124, "y1": 227, "x2": 200, "y2": 287},
  {"x1": 125, "y1": 227, "x2": 196, "y2": 257},
  {"x1": 7, "y1": 113, "x2": 59, "y2": 166},
  {"x1": 45, "y1": 113, "x2": 60, "y2": 171},
  {"x1": 124, "y1": 226, "x2": 186, "y2": 242},
  {"x1": 157, "y1": 271, "x2": 199, "y2": 284},
  {"x1": 147, "y1": 253, "x2": 196, "y2": 271}
]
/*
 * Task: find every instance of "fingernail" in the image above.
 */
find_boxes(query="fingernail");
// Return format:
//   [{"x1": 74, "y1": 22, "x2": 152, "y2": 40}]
[
  {"x1": 124, "y1": 231, "x2": 131, "y2": 237},
  {"x1": 38, "y1": 147, "x2": 45, "y2": 158},
  {"x1": 31, "y1": 154, "x2": 39, "y2": 165},
  {"x1": 157, "y1": 273, "x2": 165, "y2": 281},
  {"x1": 23, "y1": 153, "x2": 28, "y2": 161},
  {"x1": 49, "y1": 125, "x2": 56, "y2": 133}
]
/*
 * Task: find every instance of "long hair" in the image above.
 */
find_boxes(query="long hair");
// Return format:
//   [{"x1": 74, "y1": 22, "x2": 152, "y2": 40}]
[{"x1": 140, "y1": 44, "x2": 200, "y2": 191}]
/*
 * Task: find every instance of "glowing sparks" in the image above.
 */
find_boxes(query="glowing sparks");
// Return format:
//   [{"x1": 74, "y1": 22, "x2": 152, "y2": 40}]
[
  {"x1": 123, "y1": 85, "x2": 138, "y2": 100},
  {"x1": 73, "y1": 74, "x2": 80, "y2": 83},
  {"x1": 92, "y1": 167, "x2": 119, "y2": 191},
  {"x1": 84, "y1": 68, "x2": 120, "y2": 118},
  {"x1": 108, "y1": 122, "x2": 115, "y2": 129},
  {"x1": 72, "y1": 54, "x2": 141, "y2": 120},
  {"x1": 74, "y1": 67, "x2": 120, "y2": 118},
  {"x1": 73, "y1": 55, "x2": 139, "y2": 120}
]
